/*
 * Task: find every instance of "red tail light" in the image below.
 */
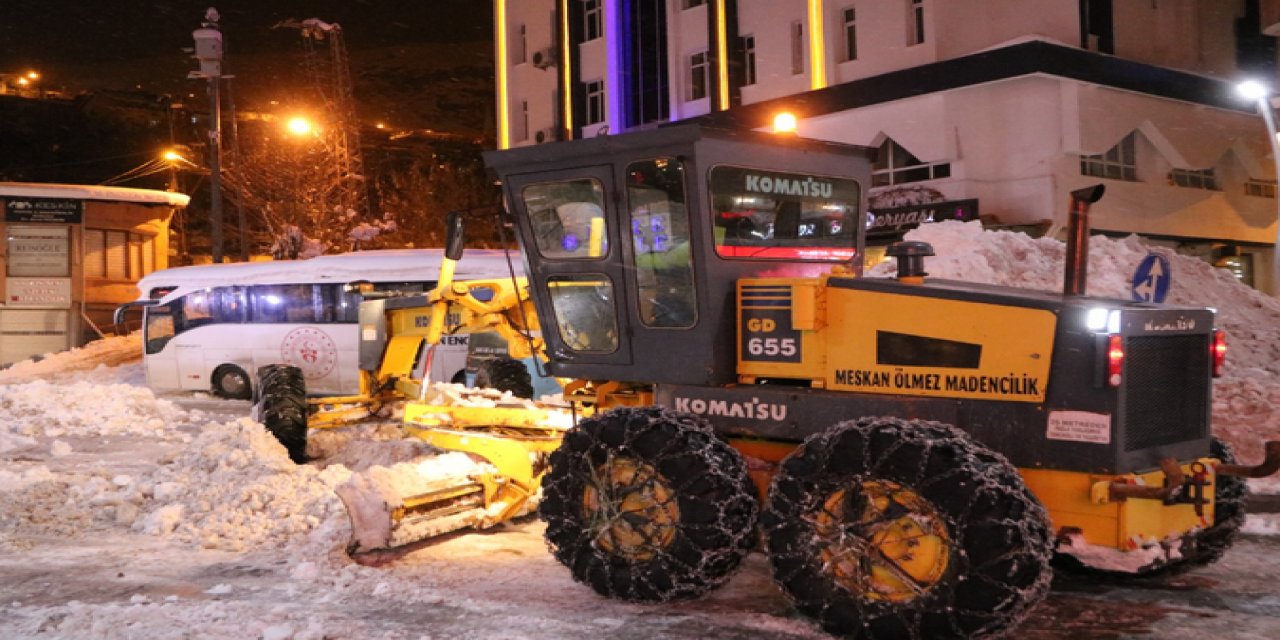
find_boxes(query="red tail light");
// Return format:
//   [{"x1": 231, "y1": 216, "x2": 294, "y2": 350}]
[
  {"x1": 1211, "y1": 330, "x2": 1227, "y2": 377},
  {"x1": 1107, "y1": 334, "x2": 1124, "y2": 387}
]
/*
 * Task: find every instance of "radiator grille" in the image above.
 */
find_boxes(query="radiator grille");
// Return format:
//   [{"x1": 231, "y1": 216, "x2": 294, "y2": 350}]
[{"x1": 1123, "y1": 334, "x2": 1210, "y2": 451}]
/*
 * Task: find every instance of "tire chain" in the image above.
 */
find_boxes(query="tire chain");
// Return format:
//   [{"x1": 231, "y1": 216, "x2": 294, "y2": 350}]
[
  {"x1": 762, "y1": 417, "x2": 1054, "y2": 640},
  {"x1": 541, "y1": 406, "x2": 760, "y2": 603}
]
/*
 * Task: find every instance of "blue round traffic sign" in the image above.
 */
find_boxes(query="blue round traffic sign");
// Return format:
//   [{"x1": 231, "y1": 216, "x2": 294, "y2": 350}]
[{"x1": 1131, "y1": 253, "x2": 1171, "y2": 303}]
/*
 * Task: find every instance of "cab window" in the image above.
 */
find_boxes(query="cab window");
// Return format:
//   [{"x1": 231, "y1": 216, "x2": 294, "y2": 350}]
[
  {"x1": 710, "y1": 165, "x2": 862, "y2": 261},
  {"x1": 626, "y1": 158, "x2": 696, "y2": 328},
  {"x1": 546, "y1": 274, "x2": 618, "y2": 352},
  {"x1": 521, "y1": 179, "x2": 609, "y2": 259}
]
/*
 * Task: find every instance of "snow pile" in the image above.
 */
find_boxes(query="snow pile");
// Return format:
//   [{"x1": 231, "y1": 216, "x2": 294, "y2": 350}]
[
  {"x1": 882, "y1": 221, "x2": 1280, "y2": 492},
  {"x1": 0, "y1": 333, "x2": 143, "y2": 385},
  {"x1": 132, "y1": 418, "x2": 352, "y2": 553},
  {"x1": 871, "y1": 221, "x2": 1280, "y2": 375},
  {"x1": 0, "y1": 465, "x2": 156, "y2": 548},
  {"x1": 0, "y1": 379, "x2": 187, "y2": 442}
]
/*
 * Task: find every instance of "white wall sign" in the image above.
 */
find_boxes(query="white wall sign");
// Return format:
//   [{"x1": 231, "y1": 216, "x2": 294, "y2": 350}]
[
  {"x1": 6, "y1": 278, "x2": 72, "y2": 308},
  {"x1": 7, "y1": 226, "x2": 70, "y2": 277},
  {"x1": 1046, "y1": 410, "x2": 1112, "y2": 444}
]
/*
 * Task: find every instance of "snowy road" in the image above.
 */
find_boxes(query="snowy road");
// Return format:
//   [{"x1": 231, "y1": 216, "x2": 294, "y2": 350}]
[
  {"x1": 2, "y1": 379, "x2": 1279, "y2": 640},
  {"x1": 4, "y1": 503, "x2": 1280, "y2": 639}
]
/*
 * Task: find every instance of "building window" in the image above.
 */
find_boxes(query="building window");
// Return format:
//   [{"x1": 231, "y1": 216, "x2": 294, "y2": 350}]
[
  {"x1": 585, "y1": 79, "x2": 605, "y2": 125},
  {"x1": 1080, "y1": 133, "x2": 1137, "y2": 181},
  {"x1": 791, "y1": 22, "x2": 805, "y2": 75},
  {"x1": 84, "y1": 229, "x2": 155, "y2": 280},
  {"x1": 584, "y1": 0, "x2": 602, "y2": 41},
  {"x1": 516, "y1": 24, "x2": 527, "y2": 64},
  {"x1": 872, "y1": 139, "x2": 951, "y2": 186},
  {"x1": 683, "y1": 0, "x2": 706, "y2": 8},
  {"x1": 908, "y1": 0, "x2": 925, "y2": 46},
  {"x1": 689, "y1": 51, "x2": 709, "y2": 101},
  {"x1": 741, "y1": 35, "x2": 757, "y2": 85},
  {"x1": 842, "y1": 7, "x2": 858, "y2": 62},
  {"x1": 1169, "y1": 168, "x2": 1219, "y2": 190},
  {"x1": 1245, "y1": 178, "x2": 1277, "y2": 198},
  {"x1": 519, "y1": 100, "x2": 529, "y2": 142}
]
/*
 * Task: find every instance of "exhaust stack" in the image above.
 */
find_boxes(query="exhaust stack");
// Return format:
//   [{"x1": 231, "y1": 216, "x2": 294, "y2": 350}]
[{"x1": 1064, "y1": 185, "x2": 1106, "y2": 296}]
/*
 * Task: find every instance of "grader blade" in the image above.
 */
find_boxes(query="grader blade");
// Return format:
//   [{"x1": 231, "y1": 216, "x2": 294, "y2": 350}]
[
  {"x1": 335, "y1": 393, "x2": 576, "y2": 558},
  {"x1": 336, "y1": 454, "x2": 495, "y2": 556}
]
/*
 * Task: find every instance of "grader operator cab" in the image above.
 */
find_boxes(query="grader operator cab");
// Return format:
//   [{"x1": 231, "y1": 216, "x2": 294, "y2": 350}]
[{"x1": 466, "y1": 123, "x2": 1280, "y2": 639}]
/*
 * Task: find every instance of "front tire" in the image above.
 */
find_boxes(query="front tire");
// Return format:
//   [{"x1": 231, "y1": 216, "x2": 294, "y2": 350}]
[
  {"x1": 540, "y1": 406, "x2": 759, "y2": 602},
  {"x1": 762, "y1": 417, "x2": 1053, "y2": 639},
  {"x1": 474, "y1": 356, "x2": 534, "y2": 399},
  {"x1": 254, "y1": 364, "x2": 308, "y2": 464}
]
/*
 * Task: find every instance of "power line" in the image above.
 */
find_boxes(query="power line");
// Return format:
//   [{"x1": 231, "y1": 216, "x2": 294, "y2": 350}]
[{"x1": 7, "y1": 150, "x2": 154, "y2": 172}]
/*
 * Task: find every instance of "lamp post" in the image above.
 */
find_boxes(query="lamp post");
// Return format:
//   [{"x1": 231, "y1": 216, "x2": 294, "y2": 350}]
[
  {"x1": 192, "y1": 8, "x2": 225, "y2": 263},
  {"x1": 1238, "y1": 79, "x2": 1280, "y2": 295}
]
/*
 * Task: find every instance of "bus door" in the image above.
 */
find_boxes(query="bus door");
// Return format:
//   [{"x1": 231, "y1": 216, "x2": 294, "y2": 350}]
[{"x1": 142, "y1": 300, "x2": 182, "y2": 389}]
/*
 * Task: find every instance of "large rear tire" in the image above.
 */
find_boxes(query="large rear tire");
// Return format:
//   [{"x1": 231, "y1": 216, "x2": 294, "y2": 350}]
[
  {"x1": 762, "y1": 417, "x2": 1053, "y2": 640},
  {"x1": 540, "y1": 406, "x2": 759, "y2": 602},
  {"x1": 254, "y1": 364, "x2": 308, "y2": 464},
  {"x1": 474, "y1": 356, "x2": 534, "y2": 399}
]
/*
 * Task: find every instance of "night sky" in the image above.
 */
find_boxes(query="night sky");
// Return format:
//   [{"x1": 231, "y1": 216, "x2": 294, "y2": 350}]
[
  {"x1": 0, "y1": 1, "x2": 496, "y2": 135},
  {"x1": 0, "y1": 0, "x2": 492, "y2": 68}
]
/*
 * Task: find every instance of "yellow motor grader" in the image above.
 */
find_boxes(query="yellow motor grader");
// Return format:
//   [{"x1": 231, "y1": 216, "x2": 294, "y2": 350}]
[
  {"x1": 474, "y1": 124, "x2": 1280, "y2": 639},
  {"x1": 255, "y1": 123, "x2": 1280, "y2": 639}
]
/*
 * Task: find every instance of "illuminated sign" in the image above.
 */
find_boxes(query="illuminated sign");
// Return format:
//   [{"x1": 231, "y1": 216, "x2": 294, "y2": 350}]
[
  {"x1": 5, "y1": 198, "x2": 83, "y2": 223},
  {"x1": 866, "y1": 199, "x2": 979, "y2": 238}
]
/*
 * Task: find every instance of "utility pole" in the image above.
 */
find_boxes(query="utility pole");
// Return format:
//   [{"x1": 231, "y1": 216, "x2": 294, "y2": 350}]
[{"x1": 192, "y1": 7, "x2": 225, "y2": 263}]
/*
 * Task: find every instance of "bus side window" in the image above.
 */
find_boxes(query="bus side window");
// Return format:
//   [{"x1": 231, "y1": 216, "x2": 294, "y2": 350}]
[
  {"x1": 215, "y1": 287, "x2": 246, "y2": 323},
  {"x1": 318, "y1": 285, "x2": 347, "y2": 323},
  {"x1": 338, "y1": 286, "x2": 363, "y2": 323},
  {"x1": 182, "y1": 290, "x2": 216, "y2": 329}
]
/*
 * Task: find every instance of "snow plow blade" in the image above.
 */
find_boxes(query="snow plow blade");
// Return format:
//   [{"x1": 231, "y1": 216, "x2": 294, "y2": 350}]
[{"x1": 336, "y1": 401, "x2": 574, "y2": 557}]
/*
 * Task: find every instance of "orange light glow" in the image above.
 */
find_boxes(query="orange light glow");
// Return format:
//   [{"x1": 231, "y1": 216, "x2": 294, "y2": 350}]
[
  {"x1": 773, "y1": 112, "x2": 798, "y2": 134},
  {"x1": 286, "y1": 117, "x2": 315, "y2": 136}
]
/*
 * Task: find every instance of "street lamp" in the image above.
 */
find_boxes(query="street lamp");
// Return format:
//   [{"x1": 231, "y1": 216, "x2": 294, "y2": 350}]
[
  {"x1": 1237, "y1": 79, "x2": 1280, "y2": 295},
  {"x1": 286, "y1": 116, "x2": 315, "y2": 137}
]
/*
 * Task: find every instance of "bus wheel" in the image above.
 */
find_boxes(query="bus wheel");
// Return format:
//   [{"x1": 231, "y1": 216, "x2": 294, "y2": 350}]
[
  {"x1": 762, "y1": 417, "x2": 1053, "y2": 639},
  {"x1": 254, "y1": 364, "x2": 308, "y2": 464},
  {"x1": 475, "y1": 356, "x2": 534, "y2": 399},
  {"x1": 540, "y1": 406, "x2": 759, "y2": 602},
  {"x1": 211, "y1": 364, "x2": 252, "y2": 400}
]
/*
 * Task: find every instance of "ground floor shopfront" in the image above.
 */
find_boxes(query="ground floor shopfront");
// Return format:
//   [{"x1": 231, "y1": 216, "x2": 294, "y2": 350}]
[{"x1": 0, "y1": 183, "x2": 188, "y2": 365}]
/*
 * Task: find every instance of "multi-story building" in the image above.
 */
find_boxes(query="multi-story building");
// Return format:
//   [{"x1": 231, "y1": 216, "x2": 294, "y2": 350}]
[{"x1": 494, "y1": 0, "x2": 1280, "y2": 291}]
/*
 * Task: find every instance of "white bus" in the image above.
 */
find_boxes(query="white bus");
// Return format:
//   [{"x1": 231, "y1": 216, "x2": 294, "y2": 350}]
[{"x1": 123, "y1": 249, "x2": 523, "y2": 399}]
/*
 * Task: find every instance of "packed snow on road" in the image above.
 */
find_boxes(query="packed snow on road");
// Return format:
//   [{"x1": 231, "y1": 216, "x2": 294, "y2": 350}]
[{"x1": 3, "y1": 221, "x2": 1280, "y2": 639}]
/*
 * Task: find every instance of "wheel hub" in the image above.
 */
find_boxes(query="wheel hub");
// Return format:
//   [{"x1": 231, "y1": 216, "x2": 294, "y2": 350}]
[
  {"x1": 219, "y1": 370, "x2": 247, "y2": 396},
  {"x1": 814, "y1": 479, "x2": 951, "y2": 602},
  {"x1": 582, "y1": 456, "x2": 680, "y2": 562}
]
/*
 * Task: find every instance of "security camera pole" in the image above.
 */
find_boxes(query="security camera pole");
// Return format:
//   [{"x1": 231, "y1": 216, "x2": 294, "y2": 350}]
[{"x1": 192, "y1": 8, "x2": 225, "y2": 263}]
